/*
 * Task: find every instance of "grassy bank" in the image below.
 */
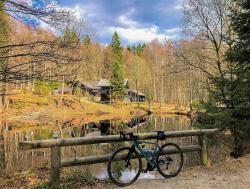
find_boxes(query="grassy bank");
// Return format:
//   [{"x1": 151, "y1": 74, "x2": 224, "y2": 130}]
[{"x1": 3, "y1": 91, "x2": 190, "y2": 127}]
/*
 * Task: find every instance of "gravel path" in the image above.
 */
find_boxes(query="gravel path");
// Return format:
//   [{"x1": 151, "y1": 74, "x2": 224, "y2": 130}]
[{"x1": 107, "y1": 154, "x2": 250, "y2": 189}]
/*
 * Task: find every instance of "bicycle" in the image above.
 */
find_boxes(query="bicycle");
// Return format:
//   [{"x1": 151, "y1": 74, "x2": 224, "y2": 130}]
[{"x1": 107, "y1": 131, "x2": 184, "y2": 187}]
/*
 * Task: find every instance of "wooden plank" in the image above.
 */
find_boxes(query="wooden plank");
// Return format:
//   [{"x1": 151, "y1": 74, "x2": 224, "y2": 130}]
[
  {"x1": 61, "y1": 145, "x2": 201, "y2": 167},
  {"x1": 19, "y1": 129, "x2": 219, "y2": 150}
]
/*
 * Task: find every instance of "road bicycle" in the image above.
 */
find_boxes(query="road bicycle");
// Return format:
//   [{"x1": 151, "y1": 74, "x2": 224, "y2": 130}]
[{"x1": 107, "y1": 131, "x2": 184, "y2": 187}]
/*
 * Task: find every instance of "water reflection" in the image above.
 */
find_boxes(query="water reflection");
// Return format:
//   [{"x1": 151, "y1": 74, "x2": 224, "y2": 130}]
[{"x1": 0, "y1": 115, "x2": 198, "y2": 176}]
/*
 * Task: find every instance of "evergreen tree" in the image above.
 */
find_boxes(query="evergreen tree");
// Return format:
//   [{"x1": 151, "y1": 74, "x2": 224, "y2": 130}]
[
  {"x1": 200, "y1": 0, "x2": 250, "y2": 157},
  {"x1": 126, "y1": 45, "x2": 131, "y2": 51},
  {"x1": 225, "y1": 0, "x2": 250, "y2": 146},
  {"x1": 136, "y1": 43, "x2": 142, "y2": 56},
  {"x1": 131, "y1": 45, "x2": 136, "y2": 54},
  {"x1": 61, "y1": 26, "x2": 80, "y2": 47},
  {"x1": 110, "y1": 31, "x2": 125, "y2": 98},
  {"x1": 83, "y1": 35, "x2": 91, "y2": 46},
  {"x1": 142, "y1": 43, "x2": 147, "y2": 50},
  {"x1": 227, "y1": 0, "x2": 250, "y2": 107}
]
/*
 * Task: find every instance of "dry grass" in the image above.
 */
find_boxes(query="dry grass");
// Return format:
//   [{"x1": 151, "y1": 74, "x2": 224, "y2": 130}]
[
  {"x1": 4, "y1": 92, "x2": 190, "y2": 128},
  {"x1": 5, "y1": 92, "x2": 145, "y2": 126}
]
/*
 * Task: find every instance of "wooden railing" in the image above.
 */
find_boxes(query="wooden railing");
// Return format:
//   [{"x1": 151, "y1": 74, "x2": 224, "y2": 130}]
[{"x1": 19, "y1": 128, "x2": 219, "y2": 187}]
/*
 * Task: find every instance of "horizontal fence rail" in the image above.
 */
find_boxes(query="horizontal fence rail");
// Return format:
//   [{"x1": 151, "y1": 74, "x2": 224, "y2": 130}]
[
  {"x1": 61, "y1": 145, "x2": 201, "y2": 167},
  {"x1": 18, "y1": 128, "x2": 219, "y2": 188},
  {"x1": 19, "y1": 129, "x2": 219, "y2": 150}
]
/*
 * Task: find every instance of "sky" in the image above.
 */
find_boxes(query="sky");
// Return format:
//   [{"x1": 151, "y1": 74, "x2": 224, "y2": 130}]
[{"x1": 43, "y1": 0, "x2": 184, "y2": 45}]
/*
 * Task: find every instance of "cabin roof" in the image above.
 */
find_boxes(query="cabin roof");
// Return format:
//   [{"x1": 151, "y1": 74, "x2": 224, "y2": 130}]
[
  {"x1": 97, "y1": 78, "x2": 128, "y2": 87},
  {"x1": 82, "y1": 81, "x2": 99, "y2": 90},
  {"x1": 128, "y1": 89, "x2": 145, "y2": 97},
  {"x1": 97, "y1": 79, "x2": 111, "y2": 87}
]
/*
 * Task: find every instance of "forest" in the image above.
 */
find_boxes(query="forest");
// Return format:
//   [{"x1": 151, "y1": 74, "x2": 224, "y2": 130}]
[
  {"x1": 0, "y1": 1, "x2": 210, "y2": 110},
  {"x1": 0, "y1": 0, "x2": 250, "y2": 188},
  {"x1": 0, "y1": 0, "x2": 250, "y2": 160}
]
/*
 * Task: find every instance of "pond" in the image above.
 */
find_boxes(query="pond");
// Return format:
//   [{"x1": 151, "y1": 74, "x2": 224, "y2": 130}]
[{"x1": 0, "y1": 115, "x2": 228, "y2": 178}]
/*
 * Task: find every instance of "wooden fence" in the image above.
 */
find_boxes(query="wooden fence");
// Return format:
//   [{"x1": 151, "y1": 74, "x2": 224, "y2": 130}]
[{"x1": 19, "y1": 128, "x2": 219, "y2": 187}]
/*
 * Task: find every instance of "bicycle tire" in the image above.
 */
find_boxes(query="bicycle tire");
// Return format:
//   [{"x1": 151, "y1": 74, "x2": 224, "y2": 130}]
[
  {"x1": 107, "y1": 147, "x2": 142, "y2": 187},
  {"x1": 156, "y1": 143, "x2": 183, "y2": 178}
]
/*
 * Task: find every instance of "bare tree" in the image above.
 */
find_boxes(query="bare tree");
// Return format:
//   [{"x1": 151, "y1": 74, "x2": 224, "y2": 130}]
[
  {"x1": 0, "y1": 0, "x2": 84, "y2": 111},
  {"x1": 3, "y1": 0, "x2": 71, "y2": 26},
  {"x1": 179, "y1": 0, "x2": 234, "y2": 107}
]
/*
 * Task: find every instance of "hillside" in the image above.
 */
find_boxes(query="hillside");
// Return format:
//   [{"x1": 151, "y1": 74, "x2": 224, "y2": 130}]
[{"x1": 2, "y1": 91, "x2": 191, "y2": 127}]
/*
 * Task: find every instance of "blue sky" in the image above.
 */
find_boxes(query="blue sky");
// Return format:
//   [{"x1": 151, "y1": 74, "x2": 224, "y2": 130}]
[{"x1": 44, "y1": 0, "x2": 184, "y2": 45}]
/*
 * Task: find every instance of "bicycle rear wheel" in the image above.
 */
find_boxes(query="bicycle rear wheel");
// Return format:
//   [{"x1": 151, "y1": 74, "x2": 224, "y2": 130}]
[
  {"x1": 156, "y1": 143, "x2": 183, "y2": 178},
  {"x1": 107, "y1": 147, "x2": 142, "y2": 187}
]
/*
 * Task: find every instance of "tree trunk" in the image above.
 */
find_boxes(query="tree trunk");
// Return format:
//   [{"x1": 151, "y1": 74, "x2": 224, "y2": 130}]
[
  {"x1": 57, "y1": 76, "x2": 64, "y2": 107},
  {"x1": 0, "y1": 83, "x2": 9, "y2": 112},
  {"x1": 160, "y1": 71, "x2": 164, "y2": 109}
]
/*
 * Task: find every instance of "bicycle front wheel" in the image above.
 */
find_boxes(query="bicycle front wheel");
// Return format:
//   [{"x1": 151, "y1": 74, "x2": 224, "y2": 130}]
[
  {"x1": 107, "y1": 147, "x2": 142, "y2": 187},
  {"x1": 156, "y1": 143, "x2": 183, "y2": 178}
]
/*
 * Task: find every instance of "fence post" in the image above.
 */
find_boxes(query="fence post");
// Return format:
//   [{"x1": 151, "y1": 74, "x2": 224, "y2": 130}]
[
  {"x1": 198, "y1": 135, "x2": 208, "y2": 166},
  {"x1": 50, "y1": 132, "x2": 61, "y2": 188}
]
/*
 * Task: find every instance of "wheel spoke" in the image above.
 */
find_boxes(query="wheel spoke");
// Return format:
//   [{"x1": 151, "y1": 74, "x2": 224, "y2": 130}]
[
  {"x1": 108, "y1": 147, "x2": 142, "y2": 186},
  {"x1": 156, "y1": 143, "x2": 183, "y2": 178}
]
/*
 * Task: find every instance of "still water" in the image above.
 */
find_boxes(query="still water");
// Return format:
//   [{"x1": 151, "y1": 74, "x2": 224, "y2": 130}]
[{"x1": 0, "y1": 115, "x2": 205, "y2": 176}]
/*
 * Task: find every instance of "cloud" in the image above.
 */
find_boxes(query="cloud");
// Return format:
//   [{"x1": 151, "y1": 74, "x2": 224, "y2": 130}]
[
  {"x1": 106, "y1": 25, "x2": 170, "y2": 44},
  {"x1": 62, "y1": 4, "x2": 98, "y2": 20},
  {"x1": 174, "y1": 4, "x2": 183, "y2": 11},
  {"x1": 48, "y1": 0, "x2": 184, "y2": 44},
  {"x1": 39, "y1": 21, "x2": 56, "y2": 33},
  {"x1": 165, "y1": 27, "x2": 182, "y2": 34},
  {"x1": 156, "y1": 0, "x2": 183, "y2": 13},
  {"x1": 118, "y1": 15, "x2": 137, "y2": 27}
]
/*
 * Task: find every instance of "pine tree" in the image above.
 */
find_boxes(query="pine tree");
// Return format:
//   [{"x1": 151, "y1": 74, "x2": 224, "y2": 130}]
[
  {"x1": 61, "y1": 26, "x2": 80, "y2": 47},
  {"x1": 227, "y1": 0, "x2": 250, "y2": 106},
  {"x1": 83, "y1": 35, "x2": 91, "y2": 46},
  {"x1": 127, "y1": 45, "x2": 131, "y2": 51},
  {"x1": 225, "y1": 0, "x2": 250, "y2": 146},
  {"x1": 110, "y1": 31, "x2": 125, "y2": 99},
  {"x1": 200, "y1": 0, "x2": 250, "y2": 157},
  {"x1": 136, "y1": 43, "x2": 142, "y2": 56}
]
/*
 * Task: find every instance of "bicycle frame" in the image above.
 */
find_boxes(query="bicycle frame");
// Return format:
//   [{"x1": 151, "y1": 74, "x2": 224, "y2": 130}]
[{"x1": 131, "y1": 139, "x2": 161, "y2": 168}]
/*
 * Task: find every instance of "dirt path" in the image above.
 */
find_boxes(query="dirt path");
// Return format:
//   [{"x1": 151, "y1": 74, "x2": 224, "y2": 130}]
[{"x1": 107, "y1": 154, "x2": 250, "y2": 189}]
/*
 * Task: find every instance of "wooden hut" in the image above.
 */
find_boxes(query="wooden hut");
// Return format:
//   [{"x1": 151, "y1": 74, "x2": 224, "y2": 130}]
[
  {"x1": 127, "y1": 89, "x2": 146, "y2": 102},
  {"x1": 97, "y1": 79, "x2": 111, "y2": 103},
  {"x1": 81, "y1": 81, "x2": 100, "y2": 96}
]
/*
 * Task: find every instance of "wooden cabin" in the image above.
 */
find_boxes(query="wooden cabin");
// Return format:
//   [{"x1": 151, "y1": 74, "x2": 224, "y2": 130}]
[
  {"x1": 81, "y1": 81, "x2": 100, "y2": 96},
  {"x1": 97, "y1": 79, "x2": 111, "y2": 103},
  {"x1": 97, "y1": 78, "x2": 130, "y2": 103},
  {"x1": 127, "y1": 89, "x2": 146, "y2": 102}
]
